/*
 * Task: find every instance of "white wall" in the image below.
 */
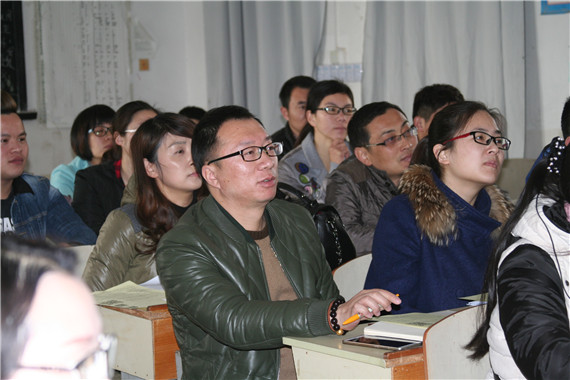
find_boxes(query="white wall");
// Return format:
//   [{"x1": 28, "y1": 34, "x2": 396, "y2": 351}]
[{"x1": 20, "y1": 1, "x2": 570, "y2": 176}]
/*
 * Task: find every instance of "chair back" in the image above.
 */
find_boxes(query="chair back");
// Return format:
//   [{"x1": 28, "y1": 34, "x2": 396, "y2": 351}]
[
  {"x1": 424, "y1": 305, "x2": 490, "y2": 379},
  {"x1": 68, "y1": 244, "x2": 94, "y2": 277},
  {"x1": 332, "y1": 253, "x2": 372, "y2": 299}
]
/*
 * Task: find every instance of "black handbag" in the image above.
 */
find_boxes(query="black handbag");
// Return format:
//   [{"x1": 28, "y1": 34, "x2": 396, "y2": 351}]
[{"x1": 276, "y1": 182, "x2": 356, "y2": 270}]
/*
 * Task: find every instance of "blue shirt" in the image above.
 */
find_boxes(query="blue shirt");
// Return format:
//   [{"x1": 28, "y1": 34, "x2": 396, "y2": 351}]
[
  {"x1": 6, "y1": 174, "x2": 96, "y2": 245},
  {"x1": 50, "y1": 156, "x2": 90, "y2": 198}
]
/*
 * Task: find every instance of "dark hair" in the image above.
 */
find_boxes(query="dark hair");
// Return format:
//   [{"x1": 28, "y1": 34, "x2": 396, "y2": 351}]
[
  {"x1": 192, "y1": 105, "x2": 264, "y2": 176},
  {"x1": 113, "y1": 100, "x2": 159, "y2": 136},
  {"x1": 412, "y1": 84, "x2": 464, "y2": 119},
  {"x1": 413, "y1": 101, "x2": 505, "y2": 177},
  {"x1": 347, "y1": 102, "x2": 407, "y2": 150},
  {"x1": 306, "y1": 80, "x2": 354, "y2": 114},
  {"x1": 1, "y1": 236, "x2": 77, "y2": 378},
  {"x1": 1, "y1": 90, "x2": 17, "y2": 114},
  {"x1": 467, "y1": 137, "x2": 570, "y2": 359},
  {"x1": 109, "y1": 101, "x2": 159, "y2": 161},
  {"x1": 561, "y1": 97, "x2": 570, "y2": 139},
  {"x1": 179, "y1": 106, "x2": 206, "y2": 121},
  {"x1": 70, "y1": 104, "x2": 115, "y2": 161},
  {"x1": 131, "y1": 113, "x2": 197, "y2": 253},
  {"x1": 279, "y1": 75, "x2": 317, "y2": 109}
]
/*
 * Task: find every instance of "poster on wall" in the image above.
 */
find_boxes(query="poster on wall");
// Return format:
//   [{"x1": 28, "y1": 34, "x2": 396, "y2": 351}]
[
  {"x1": 541, "y1": 1, "x2": 570, "y2": 14},
  {"x1": 38, "y1": 2, "x2": 131, "y2": 128}
]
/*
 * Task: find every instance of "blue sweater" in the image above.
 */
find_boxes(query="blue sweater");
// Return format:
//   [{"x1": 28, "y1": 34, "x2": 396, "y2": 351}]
[{"x1": 364, "y1": 168, "x2": 504, "y2": 313}]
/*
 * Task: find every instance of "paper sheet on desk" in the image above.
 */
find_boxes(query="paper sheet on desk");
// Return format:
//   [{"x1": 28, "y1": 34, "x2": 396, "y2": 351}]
[{"x1": 92, "y1": 281, "x2": 167, "y2": 309}]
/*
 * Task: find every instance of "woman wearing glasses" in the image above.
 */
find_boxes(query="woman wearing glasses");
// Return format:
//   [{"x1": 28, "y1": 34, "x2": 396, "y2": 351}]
[
  {"x1": 73, "y1": 101, "x2": 158, "y2": 235},
  {"x1": 365, "y1": 101, "x2": 514, "y2": 313},
  {"x1": 83, "y1": 113, "x2": 204, "y2": 291},
  {"x1": 50, "y1": 104, "x2": 116, "y2": 201},
  {"x1": 278, "y1": 80, "x2": 355, "y2": 203}
]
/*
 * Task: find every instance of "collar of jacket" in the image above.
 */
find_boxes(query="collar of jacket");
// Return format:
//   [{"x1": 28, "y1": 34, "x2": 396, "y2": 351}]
[{"x1": 399, "y1": 165, "x2": 513, "y2": 246}]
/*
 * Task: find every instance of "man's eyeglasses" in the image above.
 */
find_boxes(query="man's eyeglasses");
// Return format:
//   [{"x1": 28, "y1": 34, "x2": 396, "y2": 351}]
[
  {"x1": 366, "y1": 126, "x2": 418, "y2": 149},
  {"x1": 207, "y1": 142, "x2": 283, "y2": 165},
  {"x1": 17, "y1": 334, "x2": 117, "y2": 379},
  {"x1": 443, "y1": 131, "x2": 511, "y2": 151},
  {"x1": 316, "y1": 106, "x2": 357, "y2": 116},
  {"x1": 88, "y1": 127, "x2": 111, "y2": 137}
]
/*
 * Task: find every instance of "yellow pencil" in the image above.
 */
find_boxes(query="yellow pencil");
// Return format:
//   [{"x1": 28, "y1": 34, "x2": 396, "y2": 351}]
[{"x1": 342, "y1": 294, "x2": 400, "y2": 325}]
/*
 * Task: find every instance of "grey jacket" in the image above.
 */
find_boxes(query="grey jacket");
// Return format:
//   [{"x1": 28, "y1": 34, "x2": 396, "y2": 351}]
[
  {"x1": 156, "y1": 196, "x2": 339, "y2": 380},
  {"x1": 325, "y1": 156, "x2": 398, "y2": 255}
]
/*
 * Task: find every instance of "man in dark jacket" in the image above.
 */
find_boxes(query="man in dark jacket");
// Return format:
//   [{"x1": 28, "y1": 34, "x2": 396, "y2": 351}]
[
  {"x1": 156, "y1": 105, "x2": 400, "y2": 380},
  {"x1": 326, "y1": 102, "x2": 418, "y2": 255}
]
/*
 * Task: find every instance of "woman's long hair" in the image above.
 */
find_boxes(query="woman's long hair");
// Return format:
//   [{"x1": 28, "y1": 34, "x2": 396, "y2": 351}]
[
  {"x1": 467, "y1": 137, "x2": 570, "y2": 359},
  {"x1": 130, "y1": 113, "x2": 198, "y2": 254}
]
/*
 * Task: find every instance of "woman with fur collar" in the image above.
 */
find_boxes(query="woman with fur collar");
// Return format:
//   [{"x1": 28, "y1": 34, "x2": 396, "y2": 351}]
[
  {"x1": 364, "y1": 101, "x2": 513, "y2": 313},
  {"x1": 467, "y1": 136, "x2": 570, "y2": 379}
]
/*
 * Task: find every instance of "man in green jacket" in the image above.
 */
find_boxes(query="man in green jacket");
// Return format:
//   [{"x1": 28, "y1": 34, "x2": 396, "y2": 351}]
[{"x1": 156, "y1": 105, "x2": 400, "y2": 380}]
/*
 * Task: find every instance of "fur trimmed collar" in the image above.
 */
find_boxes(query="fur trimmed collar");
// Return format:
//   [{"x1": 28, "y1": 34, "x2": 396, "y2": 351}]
[{"x1": 399, "y1": 165, "x2": 513, "y2": 246}]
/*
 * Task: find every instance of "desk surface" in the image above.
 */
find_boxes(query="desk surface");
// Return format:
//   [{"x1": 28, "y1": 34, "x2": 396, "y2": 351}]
[{"x1": 283, "y1": 323, "x2": 424, "y2": 368}]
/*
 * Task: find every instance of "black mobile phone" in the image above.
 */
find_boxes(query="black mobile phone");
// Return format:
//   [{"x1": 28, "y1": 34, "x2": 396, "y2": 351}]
[{"x1": 342, "y1": 335, "x2": 422, "y2": 351}]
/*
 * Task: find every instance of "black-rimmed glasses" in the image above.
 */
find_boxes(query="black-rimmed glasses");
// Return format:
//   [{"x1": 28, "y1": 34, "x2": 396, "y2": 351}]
[
  {"x1": 316, "y1": 106, "x2": 357, "y2": 116},
  {"x1": 443, "y1": 131, "x2": 511, "y2": 150},
  {"x1": 366, "y1": 126, "x2": 418, "y2": 148},
  {"x1": 207, "y1": 142, "x2": 283, "y2": 165},
  {"x1": 88, "y1": 127, "x2": 111, "y2": 137},
  {"x1": 17, "y1": 334, "x2": 117, "y2": 379}
]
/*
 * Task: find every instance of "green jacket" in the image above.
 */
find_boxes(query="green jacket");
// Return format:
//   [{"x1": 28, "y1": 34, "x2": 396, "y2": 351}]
[
  {"x1": 82, "y1": 176, "x2": 156, "y2": 291},
  {"x1": 156, "y1": 196, "x2": 339, "y2": 380}
]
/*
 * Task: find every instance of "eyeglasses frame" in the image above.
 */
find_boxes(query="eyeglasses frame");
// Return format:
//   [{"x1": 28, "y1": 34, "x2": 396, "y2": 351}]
[
  {"x1": 315, "y1": 106, "x2": 357, "y2": 116},
  {"x1": 207, "y1": 142, "x2": 283, "y2": 165},
  {"x1": 88, "y1": 127, "x2": 111, "y2": 137},
  {"x1": 443, "y1": 131, "x2": 511, "y2": 150},
  {"x1": 365, "y1": 125, "x2": 418, "y2": 148}
]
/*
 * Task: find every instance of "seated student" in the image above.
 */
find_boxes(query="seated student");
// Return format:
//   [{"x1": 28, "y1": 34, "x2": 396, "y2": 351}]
[
  {"x1": 73, "y1": 101, "x2": 158, "y2": 235},
  {"x1": 365, "y1": 101, "x2": 513, "y2": 313},
  {"x1": 271, "y1": 75, "x2": 316, "y2": 157},
  {"x1": 1, "y1": 236, "x2": 113, "y2": 380},
  {"x1": 83, "y1": 113, "x2": 204, "y2": 291},
  {"x1": 179, "y1": 105, "x2": 206, "y2": 125},
  {"x1": 50, "y1": 104, "x2": 116, "y2": 201},
  {"x1": 467, "y1": 136, "x2": 570, "y2": 379},
  {"x1": 412, "y1": 83, "x2": 464, "y2": 141},
  {"x1": 326, "y1": 102, "x2": 418, "y2": 255},
  {"x1": 1, "y1": 91, "x2": 96, "y2": 245},
  {"x1": 278, "y1": 80, "x2": 355, "y2": 203},
  {"x1": 156, "y1": 105, "x2": 400, "y2": 379}
]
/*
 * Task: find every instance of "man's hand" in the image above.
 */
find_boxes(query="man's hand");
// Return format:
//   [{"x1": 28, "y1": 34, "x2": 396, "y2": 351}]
[
  {"x1": 335, "y1": 289, "x2": 401, "y2": 331},
  {"x1": 329, "y1": 139, "x2": 351, "y2": 164}
]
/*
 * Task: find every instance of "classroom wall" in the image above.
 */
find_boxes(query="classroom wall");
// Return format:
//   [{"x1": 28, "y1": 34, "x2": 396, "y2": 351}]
[{"x1": 20, "y1": 1, "x2": 569, "y2": 177}]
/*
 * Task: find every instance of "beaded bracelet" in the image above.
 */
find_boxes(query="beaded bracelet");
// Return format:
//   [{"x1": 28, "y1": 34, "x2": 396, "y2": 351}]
[{"x1": 329, "y1": 297, "x2": 346, "y2": 336}]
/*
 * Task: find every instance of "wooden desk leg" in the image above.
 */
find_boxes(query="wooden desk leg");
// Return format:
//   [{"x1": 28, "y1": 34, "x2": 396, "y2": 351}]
[{"x1": 152, "y1": 318, "x2": 179, "y2": 380}]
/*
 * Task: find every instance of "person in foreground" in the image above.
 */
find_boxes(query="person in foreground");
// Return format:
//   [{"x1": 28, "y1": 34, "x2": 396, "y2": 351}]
[
  {"x1": 83, "y1": 113, "x2": 203, "y2": 291},
  {"x1": 467, "y1": 140, "x2": 570, "y2": 379},
  {"x1": 1, "y1": 91, "x2": 96, "y2": 245},
  {"x1": 1, "y1": 236, "x2": 114, "y2": 379},
  {"x1": 156, "y1": 105, "x2": 400, "y2": 380},
  {"x1": 365, "y1": 101, "x2": 513, "y2": 313}
]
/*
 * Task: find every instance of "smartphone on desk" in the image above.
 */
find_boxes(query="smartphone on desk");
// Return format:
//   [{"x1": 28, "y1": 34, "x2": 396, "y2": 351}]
[{"x1": 343, "y1": 335, "x2": 422, "y2": 351}]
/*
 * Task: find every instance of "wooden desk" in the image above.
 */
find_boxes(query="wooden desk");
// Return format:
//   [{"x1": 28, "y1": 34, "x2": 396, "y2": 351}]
[
  {"x1": 283, "y1": 324, "x2": 425, "y2": 379},
  {"x1": 98, "y1": 304, "x2": 179, "y2": 380}
]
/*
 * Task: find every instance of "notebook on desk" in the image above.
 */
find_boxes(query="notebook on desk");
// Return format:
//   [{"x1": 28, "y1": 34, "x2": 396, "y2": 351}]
[{"x1": 363, "y1": 309, "x2": 456, "y2": 341}]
